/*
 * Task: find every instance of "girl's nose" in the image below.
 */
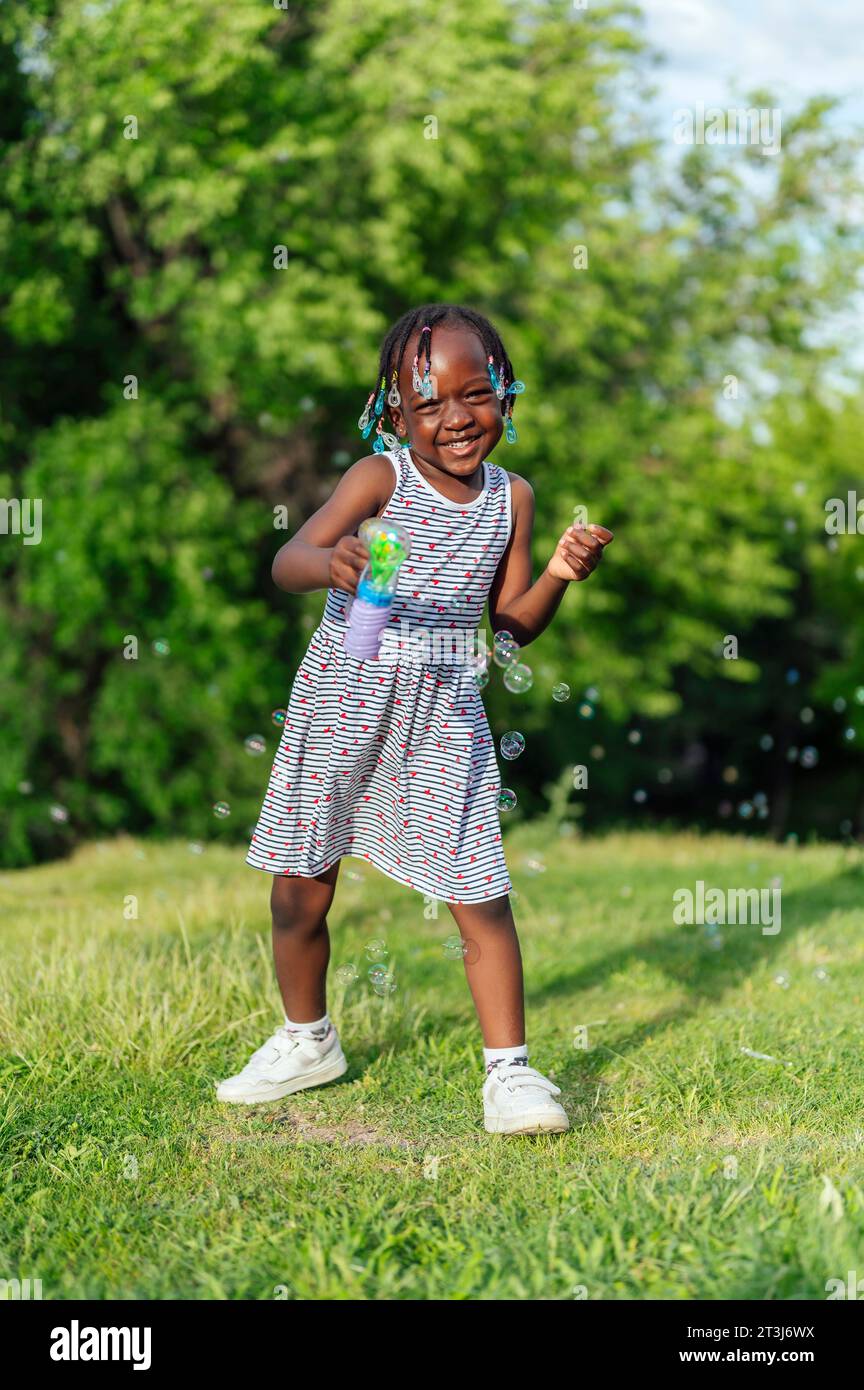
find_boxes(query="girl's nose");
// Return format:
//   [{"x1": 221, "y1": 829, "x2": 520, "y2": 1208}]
[{"x1": 440, "y1": 401, "x2": 473, "y2": 430}]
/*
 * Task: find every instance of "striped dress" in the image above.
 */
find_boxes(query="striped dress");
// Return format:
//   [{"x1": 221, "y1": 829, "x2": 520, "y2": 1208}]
[{"x1": 246, "y1": 445, "x2": 514, "y2": 903}]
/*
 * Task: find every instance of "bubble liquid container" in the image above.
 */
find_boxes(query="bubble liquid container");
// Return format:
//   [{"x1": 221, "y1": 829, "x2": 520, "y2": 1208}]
[{"x1": 343, "y1": 518, "x2": 412, "y2": 660}]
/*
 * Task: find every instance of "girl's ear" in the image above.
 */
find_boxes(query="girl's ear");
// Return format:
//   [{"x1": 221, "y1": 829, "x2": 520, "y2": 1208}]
[{"x1": 388, "y1": 406, "x2": 407, "y2": 437}]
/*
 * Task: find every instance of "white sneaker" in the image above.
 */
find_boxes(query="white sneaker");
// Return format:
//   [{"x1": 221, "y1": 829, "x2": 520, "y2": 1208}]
[
  {"x1": 483, "y1": 1062, "x2": 570, "y2": 1135},
  {"x1": 215, "y1": 1022, "x2": 348, "y2": 1104}
]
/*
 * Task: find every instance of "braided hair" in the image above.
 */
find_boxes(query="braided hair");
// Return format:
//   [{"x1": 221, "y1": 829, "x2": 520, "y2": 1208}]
[{"x1": 361, "y1": 303, "x2": 518, "y2": 446}]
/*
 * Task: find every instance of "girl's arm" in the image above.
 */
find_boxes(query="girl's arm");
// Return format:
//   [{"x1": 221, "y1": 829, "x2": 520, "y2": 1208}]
[
  {"x1": 487, "y1": 475, "x2": 613, "y2": 646},
  {"x1": 272, "y1": 454, "x2": 395, "y2": 594}
]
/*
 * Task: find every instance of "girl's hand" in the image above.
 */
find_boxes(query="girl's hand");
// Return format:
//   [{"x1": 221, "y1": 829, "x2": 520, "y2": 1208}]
[
  {"x1": 329, "y1": 535, "x2": 369, "y2": 595},
  {"x1": 546, "y1": 523, "x2": 613, "y2": 582}
]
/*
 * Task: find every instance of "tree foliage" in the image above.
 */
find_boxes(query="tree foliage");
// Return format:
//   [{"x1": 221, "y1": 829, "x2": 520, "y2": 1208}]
[{"x1": 1, "y1": 0, "x2": 863, "y2": 865}]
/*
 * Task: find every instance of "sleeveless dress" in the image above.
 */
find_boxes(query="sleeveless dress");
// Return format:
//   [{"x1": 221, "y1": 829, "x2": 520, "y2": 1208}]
[{"x1": 246, "y1": 445, "x2": 514, "y2": 903}]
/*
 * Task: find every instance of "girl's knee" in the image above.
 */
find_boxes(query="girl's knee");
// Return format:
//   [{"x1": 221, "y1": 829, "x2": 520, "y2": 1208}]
[
  {"x1": 270, "y1": 876, "x2": 329, "y2": 934},
  {"x1": 453, "y1": 894, "x2": 513, "y2": 931}
]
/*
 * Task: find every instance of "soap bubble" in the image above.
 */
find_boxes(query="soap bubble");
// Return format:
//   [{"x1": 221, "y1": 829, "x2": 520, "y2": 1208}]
[
  {"x1": 774, "y1": 971, "x2": 790, "y2": 990},
  {"x1": 500, "y1": 731, "x2": 525, "y2": 760},
  {"x1": 443, "y1": 935, "x2": 467, "y2": 960},
  {"x1": 503, "y1": 663, "x2": 533, "y2": 694},
  {"x1": 786, "y1": 747, "x2": 799, "y2": 763},
  {"x1": 552, "y1": 683, "x2": 571, "y2": 703},
  {"x1": 633, "y1": 789, "x2": 647, "y2": 804},
  {"x1": 524, "y1": 856, "x2": 546, "y2": 875},
  {"x1": 578, "y1": 703, "x2": 595, "y2": 719},
  {"x1": 370, "y1": 966, "x2": 397, "y2": 995},
  {"x1": 844, "y1": 727, "x2": 856, "y2": 740},
  {"x1": 494, "y1": 629, "x2": 514, "y2": 646},
  {"x1": 585, "y1": 686, "x2": 600, "y2": 703},
  {"x1": 658, "y1": 768, "x2": 673, "y2": 784},
  {"x1": 800, "y1": 707, "x2": 814, "y2": 724},
  {"x1": 188, "y1": 842, "x2": 204, "y2": 855},
  {"x1": 469, "y1": 649, "x2": 491, "y2": 675},
  {"x1": 590, "y1": 744, "x2": 605, "y2": 758},
  {"x1": 244, "y1": 734, "x2": 266, "y2": 756},
  {"x1": 272, "y1": 709, "x2": 287, "y2": 727},
  {"x1": 722, "y1": 766, "x2": 739, "y2": 784},
  {"x1": 49, "y1": 804, "x2": 69, "y2": 824},
  {"x1": 336, "y1": 964, "x2": 359, "y2": 984},
  {"x1": 856, "y1": 688, "x2": 864, "y2": 705},
  {"x1": 759, "y1": 734, "x2": 774, "y2": 750},
  {"x1": 738, "y1": 801, "x2": 754, "y2": 819},
  {"x1": 475, "y1": 669, "x2": 489, "y2": 691},
  {"x1": 813, "y1": 967, "x2": 830, "y2": 983},
  {"x1": 718, "y1": 800, "x2": 733, "y2": 817},
  {"x1": 493, "y1": 641, "x2": 520, "y2": 669},
  {"x1": 152, "y1": 639, "x2": 170, "y2": 657},
  {"x1": 213, "y1": 801, "x2": 231, "y2": 818},
  {"x1": 18, "y1": 780, "x2": 32, "y2": 794},
  {"x1": 800, "y1": 746, "x2": 819, "y2": 768},
  {"x1": 785, "y1": 668, "x2": 800, "y2": 685},
  {"x1": 627, "y1": 730, "x2": 642, "y2": 745},
  {"x1": 499, "y1": 788, "x2": 517, "y2": 811},
  {"x1": 365, "y1": 939, "x2": 388, "y2": 962},
  {"x1": 833, "y1": 697, "x2": 847, "y2": 712}
]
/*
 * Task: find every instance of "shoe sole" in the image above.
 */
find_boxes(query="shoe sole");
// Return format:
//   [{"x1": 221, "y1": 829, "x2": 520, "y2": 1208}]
[
  {"x1": 484, "y1": 1111, "x2": 570, "y2": 1135},
  {"x1": 216, "y1": 1053, "x2": 348, "y2": 1105}
]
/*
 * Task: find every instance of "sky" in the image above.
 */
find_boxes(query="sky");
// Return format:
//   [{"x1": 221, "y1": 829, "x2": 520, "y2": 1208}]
[
  {"x1": 635, "y1": 0, "x2": 864, "y2": 368},
  {"x1": 637, "y1": 0, "x2": 864, "y2": 131}
]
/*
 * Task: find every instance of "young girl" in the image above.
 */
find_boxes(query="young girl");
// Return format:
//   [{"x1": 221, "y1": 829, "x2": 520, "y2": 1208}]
[{"x1": 217, "y1": 304, "x2": 612, "y2": 1135}]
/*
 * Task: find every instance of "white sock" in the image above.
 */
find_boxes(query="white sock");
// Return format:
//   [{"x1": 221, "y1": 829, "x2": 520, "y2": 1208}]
[
  {"x1": 483, "y1": 1043, "x2": 528, "y2": 1074},
  {"x1": 284, "y1": 1012, "x2": 331, "y2": 1041}
]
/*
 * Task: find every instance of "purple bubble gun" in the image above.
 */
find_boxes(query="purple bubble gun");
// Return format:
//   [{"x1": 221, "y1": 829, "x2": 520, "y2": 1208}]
[{"x1": 343, "y1": 518, "x2": 412, "y2": 660}]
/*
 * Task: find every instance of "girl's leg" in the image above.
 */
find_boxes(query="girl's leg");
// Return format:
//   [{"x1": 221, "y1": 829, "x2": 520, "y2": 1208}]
[
  {"x1": 270, "y1": 863, "x2": 340, "y2": 1022},
  {"x1": 445, "y1": 894, "x2": 525, "y2": 1047}
]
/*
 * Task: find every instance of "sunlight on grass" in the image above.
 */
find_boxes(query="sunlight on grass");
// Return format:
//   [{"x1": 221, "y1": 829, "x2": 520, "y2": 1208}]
[{"x1": 1, "y1": 828, "x2": 863, "y2": 1299}]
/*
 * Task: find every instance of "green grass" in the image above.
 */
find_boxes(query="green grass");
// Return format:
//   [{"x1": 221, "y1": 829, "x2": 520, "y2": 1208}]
[{"x1": 1, "y1": 826, "x2": 863, "y2": 1300}]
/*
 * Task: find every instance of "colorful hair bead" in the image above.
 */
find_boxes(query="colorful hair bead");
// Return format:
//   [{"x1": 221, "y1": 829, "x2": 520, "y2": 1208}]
[
  {"x1": 373, "y1": 420, "x2": 400, "y2": 452},
  {"x1": 358, "y1": 391, "x2": 375, "y2": 432},
  {"x1": 373, "y1": 374, "x2": 386, "y2": 417},
  {"x1": 505, "y1": 410, "x2": 518, "y2": 444},
  {"x1": 505, "y1": 379, "x2": 526, "y2": 395},
  {"x1": 387, "y1": 370, "x2": 401, "y2": 408},
  {"x1": 487, "y1": 356, "x2": 507, "y2": 399}
]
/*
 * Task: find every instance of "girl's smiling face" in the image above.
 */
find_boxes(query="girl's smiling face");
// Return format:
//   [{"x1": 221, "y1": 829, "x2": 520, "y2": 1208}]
[{"x1": 388, "y1": 324, "x2": 505, "y2": 476}]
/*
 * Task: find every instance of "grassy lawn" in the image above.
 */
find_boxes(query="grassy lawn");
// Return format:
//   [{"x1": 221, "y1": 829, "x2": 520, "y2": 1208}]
[{"x1": 1, "y1": 826, "x2": 863, "y2": 1300}]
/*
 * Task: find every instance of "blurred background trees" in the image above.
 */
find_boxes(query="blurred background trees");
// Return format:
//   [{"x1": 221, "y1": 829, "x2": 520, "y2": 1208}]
[{"x1": 2, "y1": 0, "x2": 863, "y2": 866}]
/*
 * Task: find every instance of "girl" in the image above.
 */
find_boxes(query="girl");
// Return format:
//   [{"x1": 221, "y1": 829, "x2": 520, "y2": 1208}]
[{"x1": 216, "y1": 304, "x2": 612, "y2": 1135}]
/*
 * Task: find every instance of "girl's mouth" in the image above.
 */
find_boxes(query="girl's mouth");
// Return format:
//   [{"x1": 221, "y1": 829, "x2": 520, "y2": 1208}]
[{"x1": 440, "y1": 434, "x2": 481, "y2": 455}]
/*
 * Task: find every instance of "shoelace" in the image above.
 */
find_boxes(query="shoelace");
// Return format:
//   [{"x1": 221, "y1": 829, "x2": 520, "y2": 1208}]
[{"x1": 490, "y1": 1063, "x2": 561, "y2": 1097}]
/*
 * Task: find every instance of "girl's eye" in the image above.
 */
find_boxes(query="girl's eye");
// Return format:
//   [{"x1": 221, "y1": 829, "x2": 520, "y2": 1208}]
[{"x1": 467, "y1": 390, "x2": 491, "y2": 399}]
